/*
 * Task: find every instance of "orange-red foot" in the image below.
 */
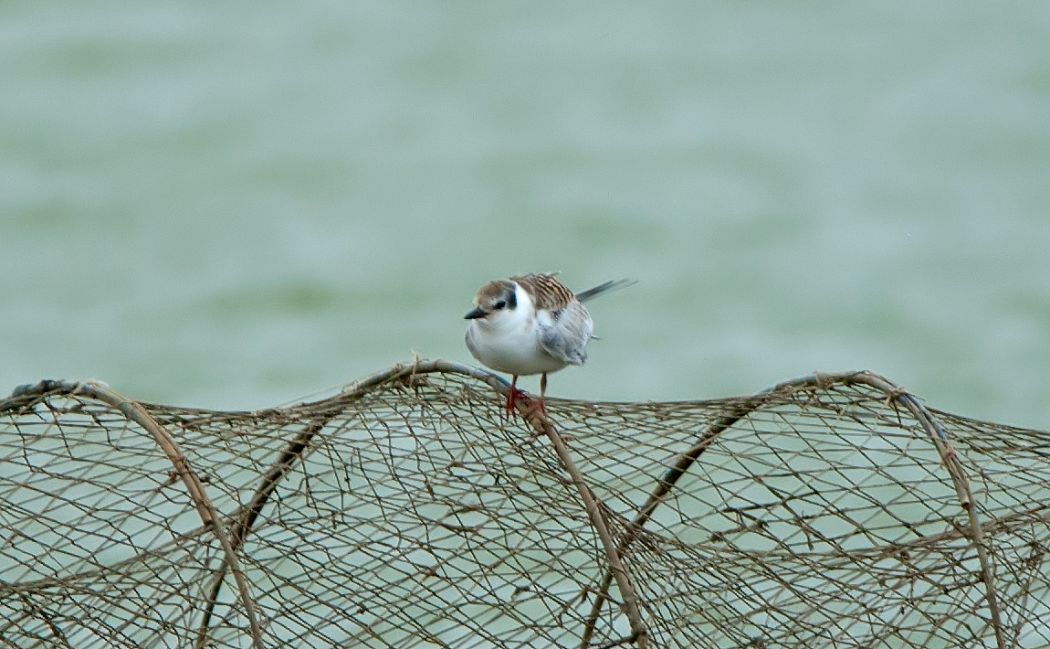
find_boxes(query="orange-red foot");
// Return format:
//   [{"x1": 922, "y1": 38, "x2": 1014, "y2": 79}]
[
  {"x1": 505, "y1": 389, "x2": 527, "y2": 413},
  {"x1": 504, "y1": 375, "x2": 526, "y2": 415}
]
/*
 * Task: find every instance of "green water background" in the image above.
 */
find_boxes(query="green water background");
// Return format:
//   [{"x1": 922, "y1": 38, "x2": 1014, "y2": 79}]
[{"x1": 3, "y1": 2, "x2": 1049, "y2": 428}]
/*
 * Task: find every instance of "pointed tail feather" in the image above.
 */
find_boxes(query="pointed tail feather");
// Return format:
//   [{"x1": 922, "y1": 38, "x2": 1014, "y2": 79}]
[{"x1": 575, "y1": 278, "x2": 637, "y2": 303}]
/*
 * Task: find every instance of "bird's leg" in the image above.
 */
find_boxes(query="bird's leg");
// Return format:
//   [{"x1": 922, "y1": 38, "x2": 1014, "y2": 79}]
[
  {"x1": 537, "y1": 372, "x2": 548, "y2": 416},
  {"x1": 505, "y1": 374, "x2": 519, "y2": 413},
  {"x1": 523, "y1": 374, "x2": 548, "y2": 417}
]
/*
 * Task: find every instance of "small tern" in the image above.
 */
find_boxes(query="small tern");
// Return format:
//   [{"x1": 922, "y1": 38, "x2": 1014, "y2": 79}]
[{"x1": 464, "y1": 272, "x2": 634, "y2": 414}]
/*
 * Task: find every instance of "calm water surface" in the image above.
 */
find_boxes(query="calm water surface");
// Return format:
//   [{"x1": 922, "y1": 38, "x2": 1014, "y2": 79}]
[{"x1": 3, "y1": 2, "x2": 1049, "y2": 428}]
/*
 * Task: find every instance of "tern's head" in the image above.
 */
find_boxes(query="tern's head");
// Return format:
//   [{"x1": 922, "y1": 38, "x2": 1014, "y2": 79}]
[{"x1": 464, "y1": 280, "x2": 517, "y2": 321}]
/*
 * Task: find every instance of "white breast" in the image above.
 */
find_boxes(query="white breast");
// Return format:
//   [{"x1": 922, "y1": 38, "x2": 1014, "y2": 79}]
[{"x1": 464, "y1": 287, "x2": 569, "y2": 376}]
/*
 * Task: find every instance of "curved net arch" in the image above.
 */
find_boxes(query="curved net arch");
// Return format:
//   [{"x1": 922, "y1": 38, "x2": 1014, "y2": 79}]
[{"x1": 1, "y1": 360, "x2": 1048, "y2": 648}]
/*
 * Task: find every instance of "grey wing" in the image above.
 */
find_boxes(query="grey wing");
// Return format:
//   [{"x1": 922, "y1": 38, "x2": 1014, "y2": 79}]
[{"x1": 537, "y1": 301, "x2": 593, "y2": 365}]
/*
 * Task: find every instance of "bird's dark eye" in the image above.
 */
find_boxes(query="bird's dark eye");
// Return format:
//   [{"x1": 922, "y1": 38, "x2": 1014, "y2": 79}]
[{"x1": 494, "y1": 300, "x2": 506, "y2": 309}]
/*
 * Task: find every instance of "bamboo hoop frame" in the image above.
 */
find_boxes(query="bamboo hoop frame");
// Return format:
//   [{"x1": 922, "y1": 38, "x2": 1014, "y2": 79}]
[
  {"x1": 578, "y1": 370, "x2": 1005, "y2": 649},
  {"x1": 1, "y1": 363, "x2": 1020, "y2": 648},
  {"x1": 5, "y1": 380, "x2": 266, "y2": 649}
]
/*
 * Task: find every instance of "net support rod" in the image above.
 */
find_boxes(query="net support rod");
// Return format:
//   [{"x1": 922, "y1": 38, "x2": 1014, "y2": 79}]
[
  {"x1": 194, "y1": 359, "x2": 511, "y2": 645},
  {"x1": 517, "y1": 397, "x2": 649, "y2": 648},
  {"x1": 581, "y1": 370, "x2": 1006, "y2": 649},
  {"x1": 399, "y1": 361, "x2": 650, "y2": 646},
  {"x1": 293, "y1": 360, "x2": 650, "y2": 647},
  {"x1": 6, "y1": 380, "x2": 266, "y2": 649}
]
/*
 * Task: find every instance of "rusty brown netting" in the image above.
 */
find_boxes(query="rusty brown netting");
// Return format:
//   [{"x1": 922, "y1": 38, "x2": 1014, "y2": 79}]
[{"x1": 1, "y1": 360, "x2": 1048, "y2": 648}]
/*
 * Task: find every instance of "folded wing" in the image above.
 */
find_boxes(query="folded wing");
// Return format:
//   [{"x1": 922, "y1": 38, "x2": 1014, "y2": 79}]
[{"x1": 537, "y1": 301, "x2": 593, "y2": 366}]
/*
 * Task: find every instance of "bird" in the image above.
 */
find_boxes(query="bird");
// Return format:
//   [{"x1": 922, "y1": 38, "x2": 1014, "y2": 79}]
[{"x1": 464, "y1": 272, "x2": 635, "y2": 415}]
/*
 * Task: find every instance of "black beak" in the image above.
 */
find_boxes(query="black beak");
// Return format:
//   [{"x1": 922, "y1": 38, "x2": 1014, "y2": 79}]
[{"x1": 464, "y1": 307, "x2": 487, "y2": 320}]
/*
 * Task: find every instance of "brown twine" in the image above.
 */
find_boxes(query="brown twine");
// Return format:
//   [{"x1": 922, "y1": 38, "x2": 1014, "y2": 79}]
[{"x1": 2, "y1": 362, "x2": 1047, "y2": 648}]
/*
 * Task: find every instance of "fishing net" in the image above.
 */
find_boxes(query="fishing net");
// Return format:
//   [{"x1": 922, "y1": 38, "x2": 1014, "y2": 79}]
[{"x1": 1, "y1": 360, "x2": 1047, "y2": 648}]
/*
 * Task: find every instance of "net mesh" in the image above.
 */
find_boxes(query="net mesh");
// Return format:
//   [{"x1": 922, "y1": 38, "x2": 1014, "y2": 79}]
[{"x1": 1, "y1": 360, "x2": 1047, "y2": 649}]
